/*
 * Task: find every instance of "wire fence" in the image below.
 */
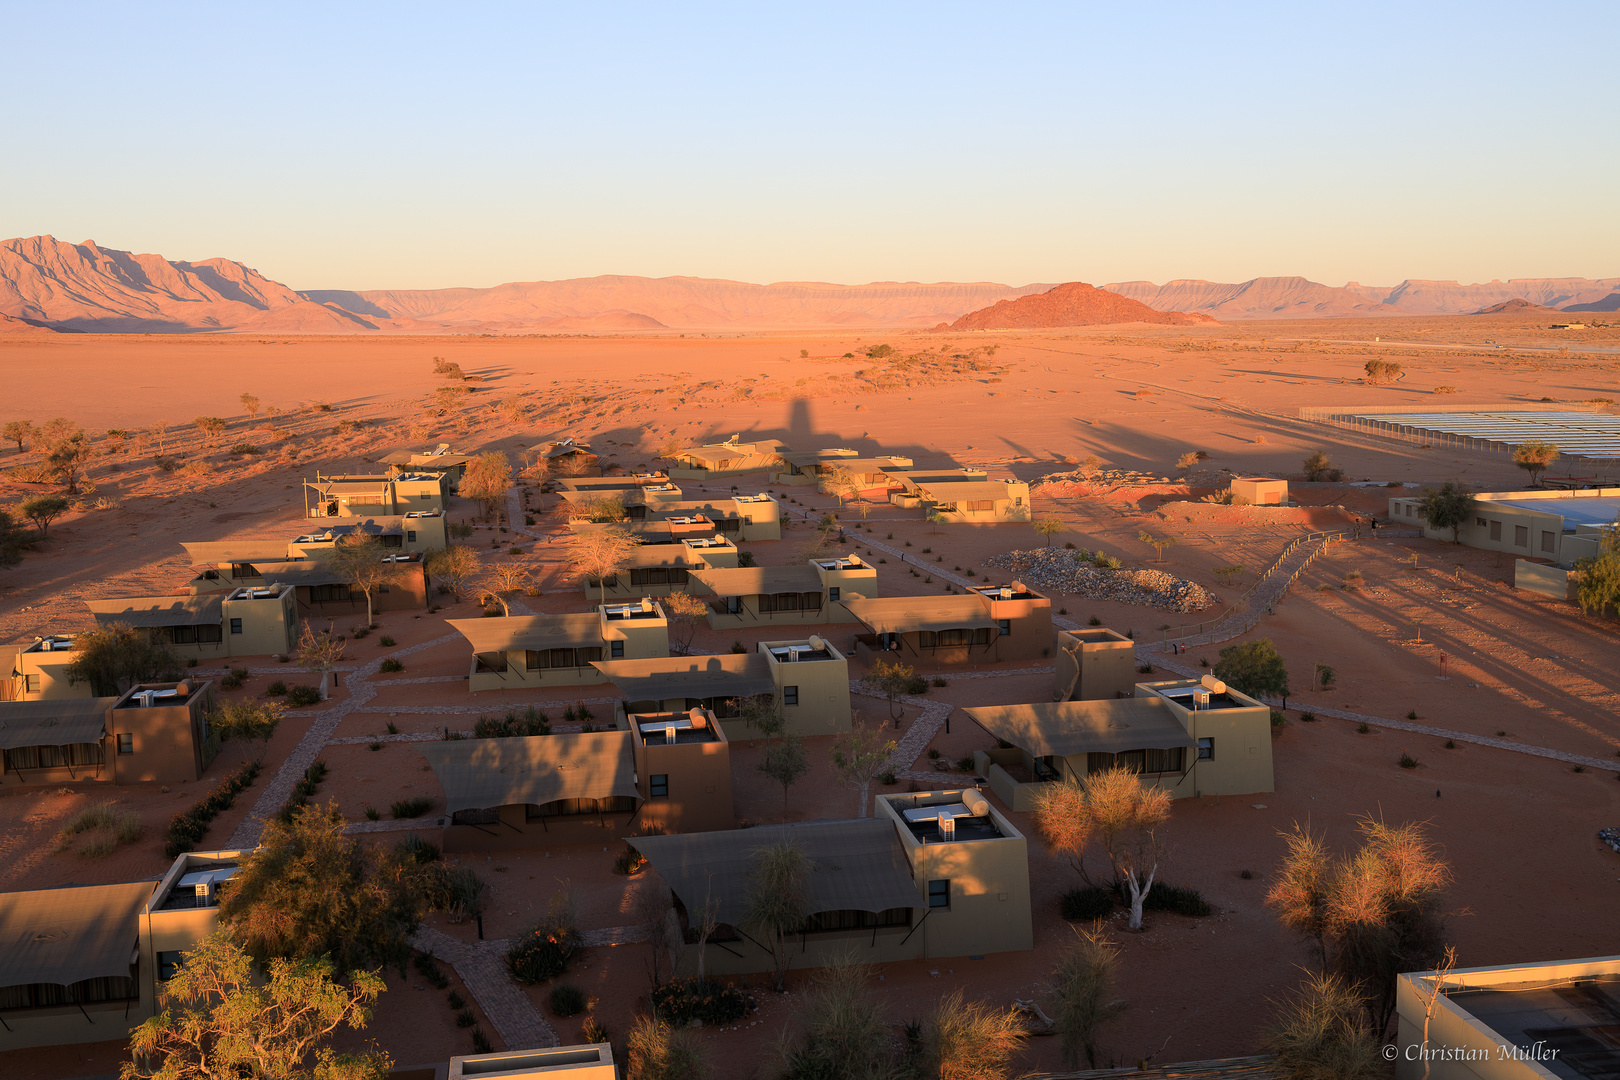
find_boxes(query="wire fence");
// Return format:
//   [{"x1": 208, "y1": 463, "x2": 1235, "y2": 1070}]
[{"x1": 1158, "y1": 530, "x2": 1346, "y2": 648}]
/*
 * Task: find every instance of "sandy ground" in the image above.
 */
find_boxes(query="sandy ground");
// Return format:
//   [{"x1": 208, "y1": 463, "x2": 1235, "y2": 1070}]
[{"x1": 1, "y1": 316, "x2": 1618, "y2": 1076}]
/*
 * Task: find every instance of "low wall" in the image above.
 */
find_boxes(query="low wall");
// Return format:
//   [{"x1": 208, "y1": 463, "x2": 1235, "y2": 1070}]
[{"x1": 1514, "y1": 559, "x2": 1575, "y2": 601}]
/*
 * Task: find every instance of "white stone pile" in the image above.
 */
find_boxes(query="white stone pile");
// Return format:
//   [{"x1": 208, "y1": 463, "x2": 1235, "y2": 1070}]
[{"x1": 984, "y1": 548, "x2": 1217, "y2": 613}]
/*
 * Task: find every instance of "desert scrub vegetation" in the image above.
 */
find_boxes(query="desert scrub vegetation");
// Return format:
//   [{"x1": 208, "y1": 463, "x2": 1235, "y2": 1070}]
[
  {"x1": 57, "y1": 801, "x2": 142, "y2": 857},
  {"x1": 165, "y1": 760, "x2": 262, "y2": 857},
  {"x1": 507, "y1": 892, "x2": 581, "y2": 982}
]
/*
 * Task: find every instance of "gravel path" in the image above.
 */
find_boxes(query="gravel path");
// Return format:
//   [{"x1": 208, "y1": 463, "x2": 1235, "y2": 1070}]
[{"x1": 412, "y1": 926, "x2": 558, "y2": 1051}]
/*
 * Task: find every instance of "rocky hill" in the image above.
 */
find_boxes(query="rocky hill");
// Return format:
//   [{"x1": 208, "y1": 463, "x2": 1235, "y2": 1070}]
[
  {"x1": 1106, "y1": 275, "x2": 1620, "y2": 319},
  {"x1": 1470, "y1": 298, "x2": 1559, "y2": 315},
  {"x1": 948, "y1": 281, "x2": 1217, "y2": 330}
]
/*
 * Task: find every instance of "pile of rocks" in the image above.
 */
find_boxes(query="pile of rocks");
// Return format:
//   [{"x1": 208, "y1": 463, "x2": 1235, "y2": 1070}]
[
  {"x1": 1601, "y1": 827, "x2": 1620, "y2": 855},
  {"x1": 984, "y1": 548, "x2": 1217, "y2": 613},
  {"x1": 1035, "y1": 467, "x2": 1173, "y2": 487}
]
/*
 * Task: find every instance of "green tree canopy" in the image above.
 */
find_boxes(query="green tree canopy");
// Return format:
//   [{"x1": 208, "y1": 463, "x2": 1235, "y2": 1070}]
[
  {"x1": 1419, "y1": 481, "x2": 1475, "y2": 542},
  {"x1": 65, "y1": 622, "x2": 183, "y2": 697},
  {"x1": 1511, "y1": 439, "x2": 1559, "y2": 486},
  {"x1": 217, "y1": 801, "x2": 428, "y2": 976},
  {"x1": 1213, "y1": 638, "x2": 1291, "y2": 700},
  {"x1": 19, "y1": 495, "x2": 69, "y2": 537},
  {"x1": 123, "y1": 932, "x2": 389, "y2": 1080}
]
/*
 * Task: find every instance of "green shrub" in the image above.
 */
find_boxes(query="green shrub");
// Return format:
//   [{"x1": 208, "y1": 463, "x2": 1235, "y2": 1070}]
[
  {"x1": 413, "y1": 951, "x2": 450, "y2": 989},
  {"x1": 286, "y1": 684, "x2": 321, "y2": 706},
  {"x1": 397, "y1": 833, "x2": 441, "y2": 864},
  {"x1": 364, "y1": 804, "x2": 380, "y2": 821},
  {"x1": 379, "y1": 635, "x2": 396, "y2": 646},
  {"x1": 423, "y1": 865, "x2": 485, "y2": 921},
  {"x1": 729, "y1": 641, "x2": 747, "y2": 653},
  {"x1": 931, "y1": 677, "x2": 947, "y2": 687},
  {"x1": 550, "y1": 984, "x2": 588, "y2": 1017},
  {"x1": 220, "y1": 666, "x2": 249, "y2": 690},
  {"x1": 474, "y1": 707, "x2": 550, "y2": 739},
  {"x1": 471, "y1": 1028, "x2": 492, "y2": 1054},
  {"x1": 455, "y1": 1008, "x2": 476, "y2": 1028},
  {"x1": 391, "y1": 796, "x2": 432, "y2": 819},
  {"x1": 1270, "y1": 709, "x2": 1288, "y2": 729},
  {"x1": 163, "y1": 760, "x2": 261, "y2": 857},
  {"x1": 1061, "y1": 886, "x2": 1115, "y2": 921},
  {"x1": 1117, "y1": 881, "x2": 1213, "y2": 916},
  {"x1": 380, "y1": 658, "x2": 404, "y2": 673},
  {"x1": 1399, "y1": 754, "x2": 1420, "y2": 769},
  {"x1": 447, "y1": 990, "x2": 466, "y2": 1009},
  {"x1": 350, "y1": 627, "x2": 369, "y2": 639},
  {"x1": 878, "y1": 770, "x2": 897, "y2": 785},
  {"x1": 508, "y1": 895, "x2": 581, "y2": 983},
  {"x1": 56, "y1": 802, "x2": 142, "y2": 857},
  {"x1": 650, "y1": 976, "x2": 754, "y2": 1025},
  {"x1": 265, "y1": 680, "x2": 287, "y2": 696},
  {"x1": 904, "y1": 676, "x2": 928, "y2": 694}
]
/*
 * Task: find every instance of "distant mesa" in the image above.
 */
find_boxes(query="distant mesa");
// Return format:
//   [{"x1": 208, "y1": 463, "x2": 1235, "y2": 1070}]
[
  {"x1": 1563, "y1": 292, "x2": 1620, "y2": 313},
  {"x1": 539, "y1": 310, "x2": 668, "y2": 331},
  {"x1": 948, "y1": 281, "x2": 1218, "y2": 330},
  {"x1": 1107, "y1": 275, "x2": 1620, "y2": 320},
  {"x1": 1470, "y1": 298, "x2": 1558, "y2": 315}
]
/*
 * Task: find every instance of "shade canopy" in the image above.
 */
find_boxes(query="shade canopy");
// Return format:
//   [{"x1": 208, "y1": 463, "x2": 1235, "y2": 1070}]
[
  {"x1": 591, "y1": 654, "x2": 775, "y2": 703},
  {"x1": 0, "y1": 881, "x2": 153, "y2": 989},
  {"x1": 86, "y1": 594, "x2": 222, "y2": 628},
  {"x1": 420, "y1": 731, "x2": 639, "y2": 816},
  {"x1": 0, "y1": 699, "x2": 115, "y2": 750},
  {"x1": 449, "y1": 614, "x2": 604, "y2": 654},
  {"x1": 842, "y1": 596, "x2": 993, "y2": 635},
  {"x1": 962, "y1": 699, "x2": 1196, "y2": 758},
  {"x1": 689, "y1": 566, "x2": 821, "y2": 597},
  {"x1": 629, "y1": 819, "x2": 922, "y2": 927},
  {"x1": 910, "y1": 481, "x2": 1018, "y2": 502},
  {"x1": 180, "y1": 541, "x2": 291, "y2": 565}
]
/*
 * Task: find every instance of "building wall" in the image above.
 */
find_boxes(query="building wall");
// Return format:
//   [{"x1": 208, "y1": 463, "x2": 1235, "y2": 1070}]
[
  {"x1": 702, "y1": 595, "x2": 848, "y2": 631},
  {"x1": 110, "y1": 688, "x2": 211, "y2": 785},
  {"x1": 878, "y1": 793, "x2": 1034, "y2": 959},
  {"x1": 1514, "y1": 559, "x2": 1576, "y2": 601},
  {"x1": 291, "y1": 565, "x2": 430, "y2": 620},
  {"x1": 1056, "y1": 629, "x2": 1137, "y2": 701},
  {"x1": 632, "y1": 735, "x2": 734, "y2": 833},
  {"x1": 468, "y1": 617, "x2": 669, "y2": 694},
  {"x1": 1130, "y1": 688, "x2": 1275, "y2": 799},
  {"x1": 10, "y1": 648, "x2": 92, "y2": 702},
  {"x1": 754, "y1": 644, "x2": 854, "y2": 740},
  {"x1": 219, "y1": 590, "x2": 297, "y2": 658},
  {"x1": 1388, "y1": 495, "x2": 1571, "y2": 564},
  {"x1": 1231, "y1": 478, "x2": 1288, "y2": 505},
  {"x1": 985, "y1": 594, "x2": 1053, "y2": 663}
]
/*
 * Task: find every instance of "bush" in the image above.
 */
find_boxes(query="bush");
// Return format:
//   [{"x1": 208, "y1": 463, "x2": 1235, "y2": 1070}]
[
  {"x1": 931, "y1": 677, "x2": 947, "y2": 687},
  {"x1": 1061, "y1": 886, "x2": 1115, "y2": 921},
  {"x1": 878, "y1": 770, "x2": 897, "y2": 785},
  {"x1": 550, "y1": 984, "x2": 588, "y2": 1017},
  {"x1": 1270, "y1": 709, "x2": 1288, "y2": 729},
  {"x1": 286, "y1": 684, "x2": 321, "y2": 706},
  {"x1": 471, "y1": 1028, "x2": 493, "y2": 1054},
  {"x1": 1300, "y1": 711, "x2": 1317, "y2": 722},
  {"x1": 508, "y1": 913, "x2": 581, "y2": 983},
  {"x1": 220, "y1": 666, "x2": 249, "y2": 690},
  {"x1": 956, "y1": 756, "x2": 975, "y2": 772},
  {"x1": 396, "y1": 833, "x2": 441, "y2": 864},
  {"x1": 413, "y1": 951, "x2": 451, "y2": 989},
  {"x1": 391, "y1": 796, "x2": 433, "y2": 819},
  {"x1": 612, "y1": 846, "x2": 645, "y2": 876},
  {"x1": 455, "y1": 1008, "x2": 477, "y2": 1028},
  {"x1": 56, "y1": 802, "x2": 142, "y2": 857},
  {"x1": 1117, "y1": 881, "x2": 1212, "y2": 916},
  {"x1": 380, "y1": 658, "x2": 404, "y2": 673},
  {"x1": 379, "y1": 635, "x2": 396, "y2": 646},
  {"x1": 474, "y1": 707, "x2": 551, "y2": 739},
  {"x1": 904, "y1": 676, "x2": 928, "y2": 694},
  {"x1": 275, "y1": 760, "x2": 328, "y2": 824},
  {"x1": 447, "y1": 990, "x2": 465, "y2": 1009},
  {"x1": 1399, "y1": 754, "x2": 1420, "y2": 769},
  {"x1": 364, "y1": 804, "x2": 380, "y2": 821},
  {"x1": 230, "y1": 443, "x2": 261, "y2": 455},
  {"x1": 1357, "y1": 722, "x2": 1371, "y2": 734},
  {"x1": 650, "y1": 976, "x2": 754, "y2": 1026},
  {"x1": 350, "y1": 627, "x2": 369, "y2": 639},
  {"x1": 265, "y1": 680, "x2": 287, "y2": 696},
  {"x1": 163, "y1": 760, "x2": 260, "y2": 857},
  {"x1": 729, "y1": 641, "x2": 747, "y2": 653},
  {"x1": 581, "y1": 1019, "x2": 608, "y2": 1044}
]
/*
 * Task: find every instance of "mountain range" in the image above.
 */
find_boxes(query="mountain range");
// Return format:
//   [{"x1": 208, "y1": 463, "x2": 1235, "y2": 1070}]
[{"x1": 0, "y1": 235, "x2": 1614, "y2": 334}]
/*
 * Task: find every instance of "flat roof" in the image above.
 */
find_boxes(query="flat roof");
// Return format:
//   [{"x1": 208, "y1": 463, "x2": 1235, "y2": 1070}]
[
  {"x1": 0, "y1": 698, "x2": 116, "y2": 749},
  {"x1": 420, "y1": 731, "x2": 638, "y2": 815},
  {"x1": 961, "y1": 699, "x2": 1195, "y2": 757},
  {"x1": 843, "y1": 595, "x2": 994, "y2": 635},
  {"x1": 450, "y1": 614, "x2": 604, "y2": 654},
  {"x1": 689, "y1": 566, "x2": 822, "y2": 596},
  {"x1": 1352, "y1": 410, "x2": 1620, "y2": 458},
  {"x1": 1446, "y1": 976, "x2": 1620, "y2": 1080},
  {"x1": 0, "y1": 881, "x2": 155, "y2": 989},
  {"x1": 591, "y1": 653, "x2": 775, "y2": 702},
  {"x1": 1495, "y1": 496, "x2": 1620, "y2": 528},
  {"x1": 86, "y1": 594, "x2": 222, "y2": 627}
]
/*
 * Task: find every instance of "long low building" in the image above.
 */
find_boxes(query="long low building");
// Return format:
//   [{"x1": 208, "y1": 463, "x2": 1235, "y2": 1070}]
[
  {"x1": 962, "y1": 676, "x2": 1275, "y2": 810},
  {"x1": 0, "y1": 680, "x2": 216, "y2": 787},
  {"x1": 86, "y1": 585, "x2": 298, "y2": 660},
  {"x1": 452, "y1": 601, "x2": 671, "y2": 692},
  {"x1": 844, "y1": 582, "x2": 1052, "y2": 665},
  {"x1": 631, "y1": 787, "x2": 1032, "y2": 979},
  {"x1": 687, "y1": 555, "x2": 877, "y2": 629}
]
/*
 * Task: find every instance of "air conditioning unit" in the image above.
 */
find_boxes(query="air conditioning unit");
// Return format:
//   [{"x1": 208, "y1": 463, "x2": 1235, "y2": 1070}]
[{"x1": 939, "y1": 815, "x2": 956, "y2": 840}]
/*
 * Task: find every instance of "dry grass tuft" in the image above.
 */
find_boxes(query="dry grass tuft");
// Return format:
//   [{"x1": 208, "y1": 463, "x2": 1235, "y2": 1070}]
[{"x1": 56, "y1": 802, "x2": 142, "y2": 857}]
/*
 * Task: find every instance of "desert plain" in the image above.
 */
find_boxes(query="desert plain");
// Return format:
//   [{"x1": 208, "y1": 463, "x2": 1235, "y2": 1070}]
[{"x1": 1, "y1": 313, "x2": 1618, "y2": 1077}]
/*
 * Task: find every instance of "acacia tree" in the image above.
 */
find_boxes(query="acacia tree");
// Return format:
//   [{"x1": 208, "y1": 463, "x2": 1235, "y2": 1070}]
[
  {"x1": 478, "y1": 561, "x2": 532, "y2": 616},
  {"x1": 1052, "y1": 922, "x2": 1126, "y2": 1069},
  {"x1": 3, "y1": 419, "x2": 34, "y2": 453},
  {"x1": 1419, "y1": 481, "x2": 1475, "y2": 542},
  {"x1": 329, "y1": 536, "x2": 406, "y2": 627},
  {"x1": 39, "y1": 418, "x2": 91, "y2": 492},
  {"x1": 568, "y1": 526, "x2": 638, "y2": 605},
  {"x1": 294, "y1": 622, "x2": 346, "y2": 701},
  {"x1": 0, "y1": 509, "x2": 36, "y2": 568},
  {"x1": 923, "y1": 988, "x2": 1026, "y2": 1080},
  {"x1": 425, "y1": 544, "x2": 479, "y2": 602},
  {"x1": 662, "y1": 590, "x2": 708, "y2": 653},
  {"x1": 1031, "y1": 766, "x2": 1173, "y2": 928},
  {"x1": 829, "y1": 720, "x2": 897, "y2": 818},
  {"x1": 1034, "y1": 519, "x2": 1065, "y2": 547},
  {"x1": 20, "y1": 495, "x2": 69, "y2": 537},
  {"x1": 759, "y1": 738, "x2": 808, "y2": 821},
  {"x1": 743, "y1": 842, "x2": 810, "y2": 993},
  {"x1": 218, "y1": 800, "x2": 429, "y2": 977},
  {"x1": 1175, "y1": 451, "x2": 1200, "y2": 475},
  {"x1": 1137, "y1": 529, "x2": 1177, "y2": 563},
  {"x1": 1302, "y1": 449, "x2": 1339, "y2": 482},
  {"x1": 65, "y1": 622, "x2": 183, "y2": 696},
  {"x1": 1574, "y1": 525, "x2": 1620, "y2": 618},
  {"x1": 208, "y1": 699, "x2": 285, "y2": 763},
  {"x1": 1213, "y1": 638, "x2": 1291, "y2": 700},
  {"x1": 860, "y1": 657, "x2": 915, "y2": 726},
  {"x1": 461, "y1": 451, "x2": 512, "y2": 522},
  {"x1": 1512, "y1": 439, "x2": 1558, "y2": 486},
  {"x1": 122, "y1": 932, "x2": 390, "y2": 1080},
  {"x1": 1267, "y1": 817, "x2": 1452, "y2": 1037},
  {"x1": 239, "y1": 392, "x2": 261, "y2": 417}
]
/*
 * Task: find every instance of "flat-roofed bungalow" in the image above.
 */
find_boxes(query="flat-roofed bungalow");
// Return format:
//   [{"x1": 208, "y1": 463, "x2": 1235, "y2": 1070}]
[
  {"x1": 378, "y1": 445, "x2": 474, "y2": 490},
  {"x1": 667, "y1": 438, "x2": 786, "y2": 479},
  {"x1": 86, "y1": 585, "x2": 298, "y2": 659},
  {"x1": 258, "y1": 553, "x2": 429, "y2": 617},
  {"x1": 4, "y1": 635, "x2": 91, "y2": 702},
  {"x1": 631, "y1": 790, "x2": 1030, "y2": 978},
  {"x1": 623, "y1": 706, "x2": 733, "y2": 833},
  {"x1": 771, "y1": 447, "x2": 860, "y2": 486},
  {"x1": 534, "y1": 437, "x2": 599, "y2": 476},
  {"x1": 454, "y1": 601, "x2": 670, "y2": 693},
  {"x1": 287, "y1": 512, "x2": 446, "y2": 556},
  {"x1": 554, "y1": 472, "x2": 671, "y2": 495},
  {"x1": 422, "y1": 731, "x2": 643, "y2": 851},
  {"x1": 1054, "y1": 627, "x2": 1137, "y2": 701},
  {"x1": 585, "y1": 545, "x2": 701, "y2": 600},
  {"x1": 641, "y1": 495, "x2": 782, "y2": 541},
  {"x1": 303, "y1": 472, "x2": 445, "y2": 518},
  {"x1": 689, "y1": 558, "x2": 875, "y2": 629},
  {"x1": 1, "y1": 679, "x2": 217, "y2": 787},
  {"x1": 893, "y1": 478, "x2": 1030, "y2": 524},
  {"x1": 963, "y1": 676, "x2": 1274, "y2": 810},
  {"x1": 0, "y1": 881, "x2": 156, "y2": 1050},
  {"x1": 845, "y1": 582, "x2": 1051, "y2": 665}
]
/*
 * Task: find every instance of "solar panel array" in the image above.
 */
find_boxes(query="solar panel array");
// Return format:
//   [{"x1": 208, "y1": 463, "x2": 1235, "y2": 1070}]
[{"x1": 1350, "y1": 411, "x2": 1620, "y2": 459}]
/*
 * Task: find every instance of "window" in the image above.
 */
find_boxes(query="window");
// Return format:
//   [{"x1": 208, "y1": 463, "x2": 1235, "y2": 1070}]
[
  {"x1": 379, "y1": 584, "x2": 390, "y2": 593},
  {"x1": 1088, "y1": 747, "x2": 1186, "y2": 774},
  {"x1": 311, "y1": 583, "x2": 351, "y2": 602},
  {"x1": 783, "y1": 685, "x2": 799, "y2": 706},
  {"x1": 24, "y1": 674, "x2": 41, "y2": 693},
  {"x1": 527, "y1": 796, "x2": 638, "y2": 820},
  {"x1": 997, "y1": 619, "x2": 1011, "y2": 637},
  {"x1": 230, "y1": 618, "x2": 243, "y2": 635},
  {"x1": 827, "y1": 586, "x2": 840, "y2": 601},
  {"x1": 1490, "y1": 520, "x2": 1502, "y2": 541},
  {"x1": 1197, "y1": 737, "x2": 1214, "y2": 760},
  {"x1": 1541, "y1": 530, "x2": 1556, "y2": 553},
  {"x1": 650, "y1": 774, "x2": 669, "y2": 798},
  {"x1": 158, "y1": 950, "x2": 182, "y2": 981},
  {"x1": 4, "y1": 742, "x2": 104, "y2": 771},
  {"x1": 452, "y1": 807, "x2": 500, "y2": 826},
  {"x1": 170, "y1": 624, "x2": 223, "y2": 645},
  {"x1": 117, "y1": 733, "x2": 134, "y2": 755},
  {"x1": 928, "y1": 879, "x2": 950, "y2": 909},
  {"x1": 964, "y1": 500, "x2": 994, "y2": 512},
  {"x1": 1475, "y1": 517, "x2": 1487, "y2": 527},
  {"x1": 611, "y1": 640, "x2": 624, "y2": 658},
  {"x1": 419, "y1": 493, "x2": 432, "y2": 500},
  {"x1": 801, "y1": 907, "x2": 911, "y2": 933},
  {"x1": 406, "y1": 530, "x2": 417, "y2": 543},
  {"x1": 1515, "y1": 525, "x2": 1529, "y2": 547},
  {"x1": 380, "y1": 535, "x2": 404, "y2": 549}
]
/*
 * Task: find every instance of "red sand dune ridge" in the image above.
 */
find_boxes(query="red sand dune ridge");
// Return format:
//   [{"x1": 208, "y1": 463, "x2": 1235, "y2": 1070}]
[{"x1": 948, "y1": 280, "x2": 1218, "y2": 329}]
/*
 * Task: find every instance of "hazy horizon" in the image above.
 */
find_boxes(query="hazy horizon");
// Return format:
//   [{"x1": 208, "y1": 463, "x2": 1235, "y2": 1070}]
[{"x1": 5, "y1": 2, "x2": 1617, "y2": 291}]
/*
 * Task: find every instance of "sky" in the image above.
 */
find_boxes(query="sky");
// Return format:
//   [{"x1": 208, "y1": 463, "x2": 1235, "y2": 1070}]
[{"x1": 3, "y1": 1, "x2": 1617, "y2": 291}]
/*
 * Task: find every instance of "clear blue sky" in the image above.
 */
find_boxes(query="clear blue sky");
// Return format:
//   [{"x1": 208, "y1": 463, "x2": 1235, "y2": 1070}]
[{"x1": 5, "y1": 2, "x2": 1616, "y2": 290}]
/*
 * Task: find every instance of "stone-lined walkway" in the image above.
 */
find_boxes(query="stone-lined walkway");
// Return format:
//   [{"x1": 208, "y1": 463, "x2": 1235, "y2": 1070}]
[{"x1": 412, "y1": 926, "x2": 557, "y2": 1050}]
